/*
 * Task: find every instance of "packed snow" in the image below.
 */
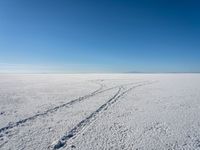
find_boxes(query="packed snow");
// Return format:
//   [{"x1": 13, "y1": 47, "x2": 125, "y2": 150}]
[{"x1": 0, "y1": 74, "x2": 200, "y2": 150}]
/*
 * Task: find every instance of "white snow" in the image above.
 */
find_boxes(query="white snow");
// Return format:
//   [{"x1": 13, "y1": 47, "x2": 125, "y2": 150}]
[{"x1": 0, "y1": 74, "x2": 200, "y2": 150}]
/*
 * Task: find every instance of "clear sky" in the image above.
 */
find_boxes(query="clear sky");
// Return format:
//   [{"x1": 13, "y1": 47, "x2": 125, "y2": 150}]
[{"x1": 1, "y1": 0, "x2": 200, "y2": 73}]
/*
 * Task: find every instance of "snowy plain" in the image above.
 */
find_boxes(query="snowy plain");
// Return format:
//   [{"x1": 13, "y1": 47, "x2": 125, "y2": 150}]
[{"x1": 0, "y1": 74, "x2": 200, "y2": 150}]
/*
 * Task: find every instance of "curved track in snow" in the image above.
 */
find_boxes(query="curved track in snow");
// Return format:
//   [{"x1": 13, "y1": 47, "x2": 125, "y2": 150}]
[
  {"x1": 52, "y1": 82, "x2": 153, "y2": 149},
  {"x1": 0, "y1": 81, "x2": 144, "y2": 135}
]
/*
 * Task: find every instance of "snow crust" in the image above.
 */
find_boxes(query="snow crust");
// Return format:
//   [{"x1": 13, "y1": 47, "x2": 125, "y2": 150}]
[{"x1": 0, "y1": 74, "x2": 200, "y2": 150}]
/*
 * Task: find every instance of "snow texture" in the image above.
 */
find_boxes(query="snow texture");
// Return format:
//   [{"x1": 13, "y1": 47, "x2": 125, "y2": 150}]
[{"x1": 0, "y1": 74, "x2": 200, "y2": 150}]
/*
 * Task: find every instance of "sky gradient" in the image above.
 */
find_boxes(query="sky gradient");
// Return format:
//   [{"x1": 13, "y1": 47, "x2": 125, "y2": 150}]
[{"x1": 1, "y1": 0, "x2": 200, "y2": 73}]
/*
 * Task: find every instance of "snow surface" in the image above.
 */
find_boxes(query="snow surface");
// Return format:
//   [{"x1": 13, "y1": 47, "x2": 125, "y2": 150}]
[{"x1": 0, "y1": 74, "x2": 200, "y2": 150}]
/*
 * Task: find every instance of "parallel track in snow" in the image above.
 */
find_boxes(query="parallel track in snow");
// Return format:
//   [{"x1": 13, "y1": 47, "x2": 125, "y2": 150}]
[
  {"x1": 52, "y1": 82, "x2": 153, "y2": 149},
  {"x1": 0, "y1": 81, "x2": 144, "y2": 135},
  {"x1": 0, "y1": 81, "x2": 103, "y2": 134}
]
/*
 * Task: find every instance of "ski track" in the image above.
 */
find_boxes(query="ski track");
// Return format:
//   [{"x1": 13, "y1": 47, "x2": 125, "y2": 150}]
[
  {"x1": 0, "y1": 80, "x2": 146, "y2": 136},
  {"x1": 0, "y1": 81, "x2": 103, "y2": 134},
  {"x1": 52, "y1": 81, "x2": 153, "y2": 149}
]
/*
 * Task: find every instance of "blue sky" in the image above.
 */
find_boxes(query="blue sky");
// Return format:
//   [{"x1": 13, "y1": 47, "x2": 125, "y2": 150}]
[{"x1": 0, "y1": 0, "x2": 200, "y2": 73}]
